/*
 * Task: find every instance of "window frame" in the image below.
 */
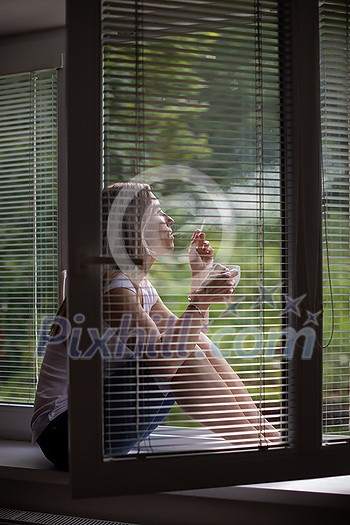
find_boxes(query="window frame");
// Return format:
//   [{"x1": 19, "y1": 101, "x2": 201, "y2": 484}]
[
  {"x1": 66, "y1": 0, "x2": 350, "y2": 498},
  {"x1": 0, "y1": 29, "x2": 65, "y2": 441},
  {"x1": 1, "y1": 0, "x2": 349, "y2": 502}
]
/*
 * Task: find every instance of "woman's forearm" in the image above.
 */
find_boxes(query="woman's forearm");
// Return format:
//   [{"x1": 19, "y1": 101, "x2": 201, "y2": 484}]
[
  {"x1": 148, "y1": 303, "x2": 208, "y2": 376},
  {"x1": 147, "y1": 265, "x2": 235, "y2": 375}
]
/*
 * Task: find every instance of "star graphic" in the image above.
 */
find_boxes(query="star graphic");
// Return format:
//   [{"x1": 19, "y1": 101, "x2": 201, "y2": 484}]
[
  {"x1": 282, "y1": 293, "x2": 306, "y2": 317},
  {"x1": 304, "y1": 309, "x2": 322, "y2": 326},
  {"x1": 221, "y1": 297, "x2": 245, "y2": 317},
  {"x1": 254, "y1": 285, "x2": 280, "y2": 309}
]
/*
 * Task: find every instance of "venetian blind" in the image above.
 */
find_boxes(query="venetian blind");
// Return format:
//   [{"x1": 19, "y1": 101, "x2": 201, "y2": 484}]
[
  {"x1": 0, "y1": 70, "x2": 58, "y2": 404},
  {"x1": 101, "y1": 0, "x2": 287, "y2": 457},
  {"x1": 320, "y1": 0, "x2": 350, "y2": 442}
]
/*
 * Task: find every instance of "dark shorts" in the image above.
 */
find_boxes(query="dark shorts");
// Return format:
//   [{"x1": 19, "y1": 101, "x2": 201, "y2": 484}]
[
  {"x1": 37, "y1": 362, "x2": 175, "y2": 469},
  {"x1": 103, "y1": 360, "x2": 175, "y2": 456},
  {"x1": 37, "y1": 410, "x2": 69, "y2": 471}
]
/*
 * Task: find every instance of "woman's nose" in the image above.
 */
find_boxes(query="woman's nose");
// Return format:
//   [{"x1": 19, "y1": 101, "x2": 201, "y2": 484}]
[{"x1": 165, "y1": 214, "x2": 174, "y2": 226}]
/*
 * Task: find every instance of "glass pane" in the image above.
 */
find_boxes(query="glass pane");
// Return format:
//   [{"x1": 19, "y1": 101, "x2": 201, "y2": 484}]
[
  {"x1": 102, "y1": 0, "x2": 286, "y2": 458},
  {"x1": 0, "y1": 70, "x2": 58, "y2": 404},
  {"x1": 320, "y1": 0, "x2": 350, "y2": 443}
]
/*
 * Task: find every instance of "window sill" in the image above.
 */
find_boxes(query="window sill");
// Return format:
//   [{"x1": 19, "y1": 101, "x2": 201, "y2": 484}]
[
  {"x1": 0, "y1": 439, "x2": 67, "y2": 484},
  {"x1": 1, "y1": 439, "x2": 350, "y2": 524}
]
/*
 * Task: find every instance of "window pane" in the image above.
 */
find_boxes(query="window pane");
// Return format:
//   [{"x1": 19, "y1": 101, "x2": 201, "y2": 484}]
[
  {"x1": 102, "y1": 0, "x2": 286, "y2": 458},
  {"x1": 320, "y1": 0, "x2": 350, "y2": 442},
  {"x1": 0, "y1": 70, "x2": 58, "y2": 404}
]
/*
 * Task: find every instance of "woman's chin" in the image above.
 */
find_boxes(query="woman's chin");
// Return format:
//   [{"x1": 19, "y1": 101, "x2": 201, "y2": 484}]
[
  {"x1": 168, "y1": 241, "x2": 175, "y2": 252},
  {"x1": 144, "y1": 243, "x2": 174, "y2": 257},
  {"x1": 157, "y1": 243, "x2": 175, "y2": 255}
]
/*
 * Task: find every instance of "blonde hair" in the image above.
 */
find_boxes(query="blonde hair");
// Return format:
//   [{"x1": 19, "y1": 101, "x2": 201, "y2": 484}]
[
  {"x1": 102, "y1": 181, "x2": 153, "y2": 274},
  {"x1": 51, "y1": 181, "x2": 153, "y2": 333}
]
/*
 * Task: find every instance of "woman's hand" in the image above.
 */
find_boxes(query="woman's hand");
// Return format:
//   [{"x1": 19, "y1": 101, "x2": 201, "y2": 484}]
[
  {"x1": 188, "y1": 229, "x2": 214, "y2": 293},
  {"x1": 190, "y1": 263, "x2": 238, "y2": 305}
]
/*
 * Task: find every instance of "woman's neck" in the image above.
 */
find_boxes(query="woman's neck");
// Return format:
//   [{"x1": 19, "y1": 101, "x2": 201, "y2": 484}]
[
  {"x1": 127, "y1": 255, "x2": 155, "y2": 286},
  {"x1": 142, "y1": 254, "x2": 155, "y2": 275}
]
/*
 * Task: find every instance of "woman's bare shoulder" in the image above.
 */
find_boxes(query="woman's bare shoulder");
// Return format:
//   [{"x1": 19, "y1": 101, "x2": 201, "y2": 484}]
[{"x1": 104, "y1": 287, "x2": 139, "y2": 312}]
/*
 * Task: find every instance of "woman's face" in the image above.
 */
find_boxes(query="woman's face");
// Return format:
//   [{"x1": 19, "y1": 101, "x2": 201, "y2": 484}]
[{"x1": 142, "y1": 192, "x2": 175, "y2": 256}]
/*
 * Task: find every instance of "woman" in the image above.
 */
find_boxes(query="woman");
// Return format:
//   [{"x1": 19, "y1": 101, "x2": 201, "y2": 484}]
[{"x1": 32, "y1": 181, "x2": 279, "y2": 469}]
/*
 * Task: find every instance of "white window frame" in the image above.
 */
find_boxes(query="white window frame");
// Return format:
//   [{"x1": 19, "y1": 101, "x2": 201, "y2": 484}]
[
  {"x1": 0, "y1": 29, "x2": 66, "y2": 441},
  {"x1": 66, "y1": 0, "x2": 350, "y2": 498}
]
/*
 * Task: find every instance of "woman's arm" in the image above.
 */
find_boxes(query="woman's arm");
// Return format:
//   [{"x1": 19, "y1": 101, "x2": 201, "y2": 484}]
[
  {"x1": 104, "y1": 287, "x2": 202, "y2": 376},
  {"x1": 150, "y1": 297, "x2": 280, "y2": 441},
  {"x1": 104, "y1": 288, "x2": 263, "y2": 444},
  {"x1": 149, "y1": 297, "x2": 267, "y2": 444},
  {"x1": 103, "y1": 265, "x2": 235, "y2": 376},
  {"x1": 188, "y1": 229, "x2": 214, "y2": 294},
  {"x1": 187, "y1": 229, "x2": 213, "y2": 332}
]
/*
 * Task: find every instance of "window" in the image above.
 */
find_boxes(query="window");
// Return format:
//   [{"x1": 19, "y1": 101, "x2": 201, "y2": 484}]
[
  {"x1": 0, "y1": 71, "x2": 58, "y2": 410},
  {"x1": 320, "y1": 0, "x2": 350, "y2": 443},
  {"x1": 102, "y1": 0, "x2": 286, "y2": 458},
  {"x1": 66, "y1": 0, "x2": 350, "y2": 497}
]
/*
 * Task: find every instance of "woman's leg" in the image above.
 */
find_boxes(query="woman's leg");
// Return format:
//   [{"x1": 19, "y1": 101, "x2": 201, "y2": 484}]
[
  {"x1": 205, "y1": 354, "x2": 280, "y2": 442},
  {"x1": 198, "y1": 336, "x2": 280, "y2": 442},
  {"x1": 170, "y1": 353, "x2": 262, "y2": 446}
]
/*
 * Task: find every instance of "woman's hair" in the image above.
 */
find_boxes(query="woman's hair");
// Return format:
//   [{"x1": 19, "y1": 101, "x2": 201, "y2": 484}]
[
  {"x1": 102, "y1": 181, "x2": 153, "y2": 270},
  {"x1": 50, "y1": 181, "x2": 153, "y2": 334}
]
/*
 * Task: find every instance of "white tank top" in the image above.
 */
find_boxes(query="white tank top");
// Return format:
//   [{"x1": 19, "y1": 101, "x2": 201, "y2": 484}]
[{"x1": 31, "y1": 275, "x2": 159, "y2": 441}]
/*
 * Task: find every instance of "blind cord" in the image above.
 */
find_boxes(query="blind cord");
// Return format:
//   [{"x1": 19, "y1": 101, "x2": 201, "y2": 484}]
[
  {"x1": 321, "y1": 151, "x2": 335, "y2": 349},
  {"x1": 320, "y1": 20, "x2": 336, "y2": 350},
  {"x1": 31, "y1": 72, "x2": 40, "y2": 392},
  {"x1": 255, "y1": 0, "x2": 268, "y2": 447},
  {"x1": 134, "y1": 0, "x2": 145, "y2": 453}
]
